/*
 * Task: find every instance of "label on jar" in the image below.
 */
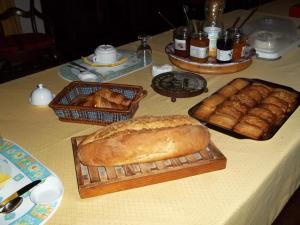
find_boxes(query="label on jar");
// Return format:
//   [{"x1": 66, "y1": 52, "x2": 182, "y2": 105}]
[
  {"x1": 241, "y1": 46, "x2": 246, "y2": 57},
  {"x1": 203, "y1": 26, "x2": 221, "y2": 50},
  {"x1": 174, "y1": 39, "x2": 187, "y2": 51},
  {"x1": 190, "y1": 45, "x2": 208, "y2": 58},
  {"x1": 217, "y1": 49, "x2": 233, "y2": 61}
]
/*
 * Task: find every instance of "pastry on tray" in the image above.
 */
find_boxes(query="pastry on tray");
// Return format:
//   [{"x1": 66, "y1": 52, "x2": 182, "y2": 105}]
[
  {"x1": 208, "y1": 112, "x2": 238, "y2": 129},
  {"x1": 233, "y1": 121, "x2": 264, "y2": 139},
  {"x1": 189, "y1": 78, "x2": 300, "y2": 140},
  {"x1": 247, "y1": 107, "x2": 276, "y2": 124},
  {"x1": 262, "y1": 96, "x2": 289, "y2": 113},
  {"x1": 229, "y1": 78, "x2": 250, "y2": 90},
  {"x1": 202, "y1": 94, "x2": 226, "y2": 108},
  {"x1": 217, "y1": 85, "x2": 239, "y2": 98}
]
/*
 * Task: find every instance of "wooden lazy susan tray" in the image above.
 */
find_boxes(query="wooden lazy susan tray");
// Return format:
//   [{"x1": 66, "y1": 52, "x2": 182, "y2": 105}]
[
  {"x1": 165, "y1": 43, "x2": 254, "y2": 75},
  {"x1": 71, "y1": 136, "x2": 226, "y2": 198}
]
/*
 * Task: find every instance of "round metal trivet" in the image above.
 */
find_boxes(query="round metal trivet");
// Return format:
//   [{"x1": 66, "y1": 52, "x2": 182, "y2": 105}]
[{"x1": 151, "y1": 71, "x2": 208, "y2": 102}]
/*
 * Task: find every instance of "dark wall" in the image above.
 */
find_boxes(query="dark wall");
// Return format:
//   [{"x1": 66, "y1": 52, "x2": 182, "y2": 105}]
[
  {"x1": 41, "y1": 0, "x2": 269, "y2": 61},
  {"x1": 41, "y1": 0, "x2": 190, "y2": 60}
]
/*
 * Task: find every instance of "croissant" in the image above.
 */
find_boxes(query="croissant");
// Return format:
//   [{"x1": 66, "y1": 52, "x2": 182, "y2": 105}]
[
  {"x1": 92, "y1": 95, "x2": 125, "y2": 109},
  {"x1": 95, "y1": 88, "x2": 132, "y2": 107}
]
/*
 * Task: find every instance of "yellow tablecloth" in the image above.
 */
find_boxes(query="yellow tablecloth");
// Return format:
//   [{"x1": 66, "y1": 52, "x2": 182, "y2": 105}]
[{"x1": 1, "y1": 2, "x2": 300, "y2": 224}]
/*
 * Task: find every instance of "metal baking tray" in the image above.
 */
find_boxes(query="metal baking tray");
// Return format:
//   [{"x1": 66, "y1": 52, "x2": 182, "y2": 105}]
[{"x1": 188, "y1": 78, "x2": 300, "y2": 140}]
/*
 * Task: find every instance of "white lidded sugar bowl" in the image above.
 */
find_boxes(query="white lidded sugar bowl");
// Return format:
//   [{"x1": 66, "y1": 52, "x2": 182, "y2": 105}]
[{"x1": 29, "y1": 84, "x2": 55, "y2": 106}]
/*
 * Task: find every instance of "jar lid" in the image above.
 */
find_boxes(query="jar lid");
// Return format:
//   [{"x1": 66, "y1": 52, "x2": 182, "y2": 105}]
[
  {"x1": 191, "y1": 31, "x2": 208, "y2": 39},
  {"x1": 174, "y1": 26, "x2": 191, "y2": 38},
  {"x1": 227, "y1": 27, "x2": 244, "y2": 38},
  {"x1": 220, "y1": 30, "x2": 233, "y2": 39}
]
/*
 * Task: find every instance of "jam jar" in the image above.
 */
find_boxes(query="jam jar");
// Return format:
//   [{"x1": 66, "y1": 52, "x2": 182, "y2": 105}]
[
  {"x1": 173, "y1": 26, "x2": 191, "y2": 58},
  {"x1": 190, "y1": 31, "x2": 209, "y2": 63},
  {"x1": 216, "y1": 30, "x2": 234, "y2": 63},
  {"x1": 232, "y1": 30, "x2": 247, "y2": 61}
]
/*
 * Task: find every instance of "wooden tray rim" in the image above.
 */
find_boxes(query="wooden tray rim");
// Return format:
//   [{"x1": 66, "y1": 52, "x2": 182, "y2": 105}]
[
  {"x1": 165, "y1": 43, "x2": 253, "y2": 74},
  {"x1": 71, "y1": 136, "x2": 226, "y2": 198}
]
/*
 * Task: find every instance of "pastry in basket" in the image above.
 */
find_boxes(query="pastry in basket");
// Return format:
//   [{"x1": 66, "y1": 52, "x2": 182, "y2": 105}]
[
  {"x1": 95, "y1": 88, "x2": 132, "y2": 107},
  {"x1": 84, "y1": 95, "x2": 126, "y2": 110},
  {"x1": 233, "y1": 121, "x2": 265, "y2": 139},
  {"x1": 208, "y1": 112, "x2": 238, "y2": 129},
  {"x1": 82, "y1": 88, "x2": 132, "y2": 110},
  {"x1": 78, "y1": 115, "x2": 211, "y2": 166}
]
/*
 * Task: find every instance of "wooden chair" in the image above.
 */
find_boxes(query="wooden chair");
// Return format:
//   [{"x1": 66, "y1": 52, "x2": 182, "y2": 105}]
[{"x1": 0, "y1": 0, "x2": 59, "y2": 82}]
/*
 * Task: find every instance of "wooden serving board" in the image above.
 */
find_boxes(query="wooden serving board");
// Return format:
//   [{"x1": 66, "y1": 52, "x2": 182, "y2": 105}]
[
  {"x1": 168, "y1": 56, "x2": 252, "y2": 75},
  {"x1": 165, "y1": 43, "x2": 253, "y2": 75},
  {"x1": 71, "y1": 136, "x2": 226, "y2": 198}
]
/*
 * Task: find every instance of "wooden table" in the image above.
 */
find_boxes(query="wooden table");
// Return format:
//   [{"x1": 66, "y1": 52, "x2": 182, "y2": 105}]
[{"x1": 1, "y1": 1, "x2": 300, "y2": 224}]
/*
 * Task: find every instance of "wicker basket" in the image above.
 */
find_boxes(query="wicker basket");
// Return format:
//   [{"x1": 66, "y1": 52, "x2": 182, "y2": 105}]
[{"x1": 49, "y1": 81, "x2": 147, "y2": 125}]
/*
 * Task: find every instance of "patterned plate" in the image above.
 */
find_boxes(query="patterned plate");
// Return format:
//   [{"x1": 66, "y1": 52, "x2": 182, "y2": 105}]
[{"x1": 0, "y1": 139, "x2": 63, "y2": 225}]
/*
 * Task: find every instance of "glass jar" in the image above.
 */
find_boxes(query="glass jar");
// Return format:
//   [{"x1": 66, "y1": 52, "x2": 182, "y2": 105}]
[
  {"x1": 173, "y1": 26, "x2": 191, "y2": 58},
  {"x1": 216, "y1": 30, "x2": 234, "y2": 63},
  {"x1": 136, "y1": 35, "x2": 152, "y2": 66},
  {"x1": 202, "y1": 0, "x2": 225, "y2": 58},
  {"x1": 232, "y1": 30, "x2": 247, "y2": 61},
  {"x1": 190, "y1": 31, "x2": 209, "y2": 63}
]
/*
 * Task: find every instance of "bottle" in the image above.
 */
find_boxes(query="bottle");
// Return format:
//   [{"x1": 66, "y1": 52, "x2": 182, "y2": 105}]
[
  {"x1": 190, "y1": 31, "x2": 209, "y2": 63},
  {"x1": 173, "y1": 26, "x2": 191, "y2": 58},
  {"x1": 216, "y1": 30, "x2": 233, "y2": 63},
  {"x1": 137, "y1": 35, "x2": 152, "y2": 66},
  {"x1": 202, "y1": 0, "x2": 225, "y2": 58},
  {"x1": 231, "y1": 29, "x2": 247, "y2": 61}
]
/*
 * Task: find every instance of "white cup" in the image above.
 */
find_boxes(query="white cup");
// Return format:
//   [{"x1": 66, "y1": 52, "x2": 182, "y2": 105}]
[{"x1": 92, "y1": 45, "x2": 117, "y2": 64}]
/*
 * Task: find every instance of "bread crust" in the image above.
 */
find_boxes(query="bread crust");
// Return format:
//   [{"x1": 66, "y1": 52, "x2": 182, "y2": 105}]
[{"x1": 78, "y1": 115, "x2": 210, "y2": 166}]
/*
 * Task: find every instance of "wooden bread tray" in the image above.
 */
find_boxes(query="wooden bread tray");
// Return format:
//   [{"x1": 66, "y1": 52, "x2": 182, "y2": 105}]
[{"x1": 71, "y1": 136, "x2": 226, "y2": 198}]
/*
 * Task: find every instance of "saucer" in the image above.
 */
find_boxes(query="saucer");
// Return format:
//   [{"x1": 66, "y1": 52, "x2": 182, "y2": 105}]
[
  {"x1": 82, "y1": 52, "x2": 128, "y2": 67},
  {"x1": 77, "y1": 72, "x2": 99, "y2": 82}
]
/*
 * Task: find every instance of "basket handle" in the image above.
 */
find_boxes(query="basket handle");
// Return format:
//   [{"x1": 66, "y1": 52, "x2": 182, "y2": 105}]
[{"x1": 131, "y1": 90, "x2": 147, "y2": 105}]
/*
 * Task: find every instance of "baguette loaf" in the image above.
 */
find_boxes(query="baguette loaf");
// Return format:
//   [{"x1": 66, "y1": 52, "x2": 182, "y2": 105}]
[{"x1": 78, "y1": 115, "x2": 210, "y2": 166}]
